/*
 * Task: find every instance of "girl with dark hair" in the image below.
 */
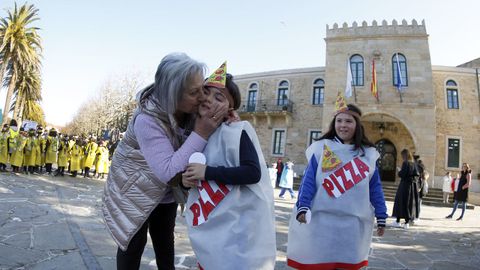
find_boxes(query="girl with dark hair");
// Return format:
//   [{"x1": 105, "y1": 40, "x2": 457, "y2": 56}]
[
  {"x1": 391, "y1": 149, "x2": 419, "y2": 229},
  {"x1": 318, "y1": 103, "x2": 375, "y2": 153},
  {"x1": 446, "y1": 163, "x2": 472, "y2": 220},
  {"x1": 182, "y1": 66, "x2": 276, "y2": 269},
  {"x1": 287, "y1": 94, "x2": 387, "y2": 270}
]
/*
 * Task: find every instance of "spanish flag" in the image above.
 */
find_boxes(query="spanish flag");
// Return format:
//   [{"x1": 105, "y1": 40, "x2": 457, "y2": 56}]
[{"x1": 371, "y1": 59, "x2": 379, "y2": 101}]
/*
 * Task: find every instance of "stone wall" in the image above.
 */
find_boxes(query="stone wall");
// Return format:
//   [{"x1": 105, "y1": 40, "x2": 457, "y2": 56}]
[
  {"x1": 235, "y1": 68, "x2": 326, "y2": 174},
  {"x1": 432, "y1": 66, "x2": 480, "y2": 204}
]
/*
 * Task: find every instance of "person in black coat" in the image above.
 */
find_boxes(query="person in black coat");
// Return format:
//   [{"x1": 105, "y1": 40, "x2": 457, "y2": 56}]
[
  {"x1": 391, "y1": 149, "x2": 419, "y2": 229},
  {"x1": 414, "y1": 157, "x2": 425, "y2": 219}
]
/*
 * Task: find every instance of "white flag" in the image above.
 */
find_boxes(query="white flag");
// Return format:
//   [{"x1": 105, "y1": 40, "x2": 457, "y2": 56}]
[
  {"x1": 345, "y1": 59, "x2": 353, "y2": 97},
  {"x1": 395, "y1": 53, "x2": 404, "y2": 92}
]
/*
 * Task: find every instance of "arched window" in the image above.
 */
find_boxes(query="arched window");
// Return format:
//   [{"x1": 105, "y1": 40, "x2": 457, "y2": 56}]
[
  {"x1": 247, "y1": 83, "x2": 258, "y2": 112},
  {"x1": 446, "y1": 80, "x2": 459, "y2": 109},
  {"x1": 277, "y1": 80, "x2": 289, "y2": 106},
  {"x1": 392, "y1": 53, "x2": 408, "y2": 88},
  {"x1": 350, "y1": 54, "x2": 364, "y2": 86},
  {"x1": 312, "y1": 79, "x2": 324, "y2": 105}
]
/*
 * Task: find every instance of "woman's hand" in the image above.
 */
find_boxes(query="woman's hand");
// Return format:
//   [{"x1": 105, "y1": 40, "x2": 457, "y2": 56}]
[
  {"x1": 297, "y1": 212, "x2": 307, "y2": 224},
  {"x1": 377, "y1": 226, "x2": 385, "y2": 236},
  {"x1": 225, "y1": 109, "x2": 241, "y2": 125},
  {"x1": 194, "y1": 103, "x2": 229, "y2": 139},
  {"x1": 462, "y1": 184, "x2": 469, "y2": 190},
  {"x1": 181, "y1": 176, "x2": 198, "y2": 188},
  {"x1": 182, "y1": 163, "x2": 207, "y2": 182}
]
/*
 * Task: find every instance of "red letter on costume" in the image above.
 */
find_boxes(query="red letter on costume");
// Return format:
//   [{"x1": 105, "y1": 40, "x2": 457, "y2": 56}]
[
  {"x1": 322, "y1": 178, "x2": 335, "y2": 197},
  {"x1": 334, "y1": 168, "x2": 354, "y2": 191},
  {"x1": 344, "y1": 162, "x2": 362, "y2": 184},
  {"x1": 218, "y1": 182, "x2": 231, "y2": 196},
  {"x1": 353, "y1": 157, "x2": 370, "y2": 178},
  {"x1": 190, "y1": 203, "x2": 201, "y2": 226},
  {"x1": 198, "y1": 196, "x2": 215, "y2": 220},
  {"x1": 201, "y1": 181, "x2": 226, "y2": 206},
  {"x1": 329, "y1": 174, "x2": 345, "y2": 194}
]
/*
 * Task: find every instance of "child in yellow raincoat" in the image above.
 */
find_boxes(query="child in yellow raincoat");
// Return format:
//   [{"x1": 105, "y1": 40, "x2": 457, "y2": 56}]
[
  {"x1": 69, "y1": 139, "x2": 83, "y2": 177},
  {"x1": 80, "y1": 137, "x2": 87, "y2": 175},
  {"x1": 95, "y1": 140, "x2": 109, "y2": 179},
  {"x1": 0, "y1": 124, "x2": 9, "y2": 171},
  {"x1": 24, "y1": 129, "x2": 39, "y2": 174},
  {"x1": 83, "y1": 135, "x2": 98, "y2": 178},
  {"x1": 45, "y1": 128, "x2": 59, "y2": 175},
  {"x1": 7, "y1": 120, "x2": 19, "y2": 161},
  {"x1": 67, "y1": 135, "x2": 76, "y2": 173},
  {"x1": 36, "y1": 126, "x2": 46, "y2": 173},
  {"x1": 11, "y1": 128, "x2": 27, "y2": 173},
  {"x1": 55, "y1": 136, "x2": 69, "y2": 176}
]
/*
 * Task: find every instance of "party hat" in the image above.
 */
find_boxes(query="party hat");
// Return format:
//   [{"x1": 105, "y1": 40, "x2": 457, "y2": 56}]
[
  {"x1": 334, "y1": 92, "x2": 348, "y2": 113},
  {"x1": 205, "y1": 61, "x2": 227, "y2": 88}
]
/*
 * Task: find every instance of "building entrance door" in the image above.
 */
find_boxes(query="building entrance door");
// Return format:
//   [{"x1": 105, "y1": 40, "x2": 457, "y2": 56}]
[{"x1": 375, "y1": 139, "x2": 396, "y2": 182}]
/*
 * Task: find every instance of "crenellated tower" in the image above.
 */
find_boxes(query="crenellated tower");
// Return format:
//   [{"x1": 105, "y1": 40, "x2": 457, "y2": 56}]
[
  {"x1": 323, "y1": 19, "x2": 435, "y2": 183},
  {"x1": 326, "y1": 19, "x2": 427, "y2": 38}
]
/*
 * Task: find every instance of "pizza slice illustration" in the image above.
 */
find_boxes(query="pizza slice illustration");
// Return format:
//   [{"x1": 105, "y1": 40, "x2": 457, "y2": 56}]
[{"x1": 321, "y1": 144, "x2": 343, "y2": 172}]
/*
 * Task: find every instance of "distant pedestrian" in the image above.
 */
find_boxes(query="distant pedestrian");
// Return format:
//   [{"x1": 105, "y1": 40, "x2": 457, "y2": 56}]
[
  {"x1": 276, "y1": 158, "x2": 284, "y2": 187},
  {"x1": 269, "y1": 162, "x2": 278, "y2": 188},
  {"x1": 413, "y1": 157, "x2": 424, "y2": 220},
  {"x1": 391, "y1": 149, "x2": 419, "y2": 229},
  {"x1": 446, "y1": 163, "x2": 472, "y2": 221},
  {"x1": 442, "y1": 172, "x2": 453, "y2": 203},
  {"x1": 279, "y1": 161, "x2": 295, "y2": 199}
]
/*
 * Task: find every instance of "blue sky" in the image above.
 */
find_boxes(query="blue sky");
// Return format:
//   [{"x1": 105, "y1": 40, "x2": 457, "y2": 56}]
[{"x1": 1, "y1": 0, "x2": 479, "y2": 126}]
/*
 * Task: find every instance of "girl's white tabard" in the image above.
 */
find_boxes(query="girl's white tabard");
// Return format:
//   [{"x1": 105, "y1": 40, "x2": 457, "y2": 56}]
[{"x1": 186, "y1": 121, "x2": 276, "y2": 270}]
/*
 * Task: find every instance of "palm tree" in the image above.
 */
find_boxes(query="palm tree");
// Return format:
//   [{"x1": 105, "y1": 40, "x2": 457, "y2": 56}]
[
  {"x1": 11, "y1": 64, "x2": 42, "y2": 120},
  {"x1": 0, "y1": 3, "x2": 42, "y2": 123},
  {"x1": 21, "y1": 99, "x2": 45, "y2": 126}
]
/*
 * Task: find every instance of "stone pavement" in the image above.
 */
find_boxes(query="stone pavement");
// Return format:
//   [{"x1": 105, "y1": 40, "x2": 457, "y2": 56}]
[{"x1": 0, "y1": 173, "x2": 478, "y2": 270}]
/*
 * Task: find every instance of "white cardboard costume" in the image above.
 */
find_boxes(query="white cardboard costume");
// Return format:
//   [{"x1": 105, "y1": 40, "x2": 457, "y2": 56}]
[
  {"x1": 186, "y1": 121, "x2": 276, "y2": 270},
  {"x1": 287, "y1": 139, "x2": 379, "y2": 269}
]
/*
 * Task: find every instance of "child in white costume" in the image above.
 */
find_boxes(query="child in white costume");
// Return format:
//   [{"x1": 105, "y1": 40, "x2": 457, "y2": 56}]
[
  {"x1": 182, "y1": 65, "x2": 276, "y2": 270},
  {"x1": 287, "y1": 95, "x2": 387, "y2": 270},
  {"x1": 269, "y1": 163, "x2": 278, "y2": 188}
]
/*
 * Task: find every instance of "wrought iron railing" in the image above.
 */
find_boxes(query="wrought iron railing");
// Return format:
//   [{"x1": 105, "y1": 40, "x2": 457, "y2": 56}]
[{"x1": 238, "y1": 99, "x2": 294, "y2": 113}]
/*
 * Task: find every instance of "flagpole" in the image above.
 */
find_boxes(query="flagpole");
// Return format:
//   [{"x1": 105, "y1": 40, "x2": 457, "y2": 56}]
[
  {"x1": 353, "y1": 84, "x2": 357, "y2": 103},
  {"x1": 395, "y1": 53, "x2": 404, "y2": 103},
  {"x1": 372, "y1": 59, "x2": 379, "y2": 103}
]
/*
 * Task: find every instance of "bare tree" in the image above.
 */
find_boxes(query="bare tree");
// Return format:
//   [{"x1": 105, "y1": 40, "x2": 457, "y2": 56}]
[{"x1": 64, "y1": 72, "x2": 146, "y2": 136}]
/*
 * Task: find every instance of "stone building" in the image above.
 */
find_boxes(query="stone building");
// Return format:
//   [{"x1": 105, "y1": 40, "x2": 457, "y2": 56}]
[{"x1": 234, "y1": 19, "x2": 480, "y2": 204}]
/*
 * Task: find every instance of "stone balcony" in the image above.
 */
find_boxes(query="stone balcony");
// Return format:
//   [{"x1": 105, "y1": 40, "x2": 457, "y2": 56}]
[{"x1": 238, "y1": 99, "x2": 294, "y2": 128}]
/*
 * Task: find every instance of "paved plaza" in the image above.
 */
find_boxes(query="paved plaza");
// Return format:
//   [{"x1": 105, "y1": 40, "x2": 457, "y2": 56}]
[{"x1": 0, "y1": 173, "x2": 478, "y2": 270}]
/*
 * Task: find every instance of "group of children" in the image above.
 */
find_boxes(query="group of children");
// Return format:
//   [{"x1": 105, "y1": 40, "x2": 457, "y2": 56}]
[{"x1": 0, "y1": 119, "x2": 111, "y2": 179}]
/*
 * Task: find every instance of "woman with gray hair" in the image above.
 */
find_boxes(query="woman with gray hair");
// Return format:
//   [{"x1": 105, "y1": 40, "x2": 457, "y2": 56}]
[{"x1": 103, "y1": 52, "x2": 228, "y2": 270}]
